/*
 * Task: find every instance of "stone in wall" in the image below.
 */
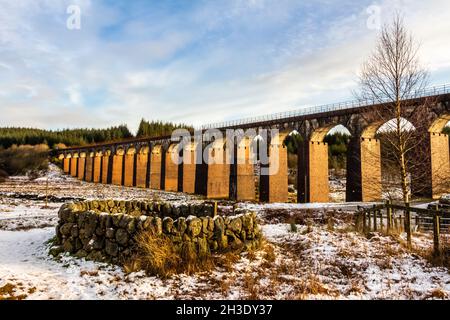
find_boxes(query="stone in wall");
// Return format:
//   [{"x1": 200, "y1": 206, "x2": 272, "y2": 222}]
[{"x1": 52, "y1": 200, "x2": 262, "y2": 264}]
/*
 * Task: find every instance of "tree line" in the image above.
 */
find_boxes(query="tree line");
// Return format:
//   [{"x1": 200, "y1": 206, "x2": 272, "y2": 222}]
[
  {"x1": 0, "y1": 126, "x2": 133, "y2": 149},
  {"x1": 136, "y1": 118, "x2": 193, "y2": 138},
  {"x1": 284, "y1": 131, "x2": 350, "y2": 170},
  {"x1": 0, "y1": 119, "x2": 194, "y2": 149}
]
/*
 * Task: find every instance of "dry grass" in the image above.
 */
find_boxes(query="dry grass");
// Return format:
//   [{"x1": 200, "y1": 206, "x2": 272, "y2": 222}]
[
  {"x1": 0, "y1": 283, "x2": 28, "y2": 300},
  {"x1": 345, "y1": 280, "x2": 365, "y2": 296},
  {"x1": 413, "y1": 245, "x2": 450, "y2": 269},
  {"x1": 124, "y1": 231, "x2": 216, "y2": 277},
  {"x1": 262, "y1": 242, "x2": 276, "y2": 263},
  {"x1": 79, "y1": 270, "x2": 99, "y2": 277},
  {"x1": 242, "y1": 272, "x2": 260, "y2": 299},
  {"x1": 426, "y1": 288, "x2": 448, "y2": 299},
  {"x1": 215, "y1": 252, "x2": 240, "y2": 272},
  {"x1": 218, "y1": 276, "x2": 232, "y2": 296},
  {"x1": 124, "y1": 231, "x2": 181, "y2": 277},
  {"x1": 293, "y1": 273, "x2": 340, "y2": 299}
]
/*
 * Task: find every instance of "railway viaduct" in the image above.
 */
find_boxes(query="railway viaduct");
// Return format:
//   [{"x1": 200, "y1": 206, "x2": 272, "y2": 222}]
[{"x1": 58, "y1": 85, "x2": 450, "y2": 203}]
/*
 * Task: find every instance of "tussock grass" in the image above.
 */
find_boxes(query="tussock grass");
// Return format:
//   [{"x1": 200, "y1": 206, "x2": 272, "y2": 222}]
[
  {"x1": 242, "y1": 272, "x2": 260, "y2": 299},
  {"x1": 215, "y1": 251, "x2": 240, "y2": 272},
  {"x1": 124, "y1": 231, "x2": 181, "y2": 277},
  {"x1": 294, "y1": 273, "x2": 340, "y2": 299},
  {"x1": 124, "y1": 230, "x2": 215, "y2": 277}
]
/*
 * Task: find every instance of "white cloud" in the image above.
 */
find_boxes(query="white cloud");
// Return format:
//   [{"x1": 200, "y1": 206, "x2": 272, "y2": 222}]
[{"x1": 0, "y1": 0, "x2": 449, "y2": 134}]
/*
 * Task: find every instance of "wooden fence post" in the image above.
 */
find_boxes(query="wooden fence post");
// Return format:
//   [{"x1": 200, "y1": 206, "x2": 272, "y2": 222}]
[
  {"x1": 405, "y1": 202, "x2": 411, "y2": 248},
  {"x1": 433, "y1": 205, "x2": 440, "y2": 257},
  {"x1": 373, "y1": 205, "x2": 377, "y2": 231},
  {"x1": 379, "y1": 209, "x2": 383, "y2": 231},
  {"x1": 362, "y1": 210, "x2": 367, "y2": 234},
  {"x1": 386, "y1": 200, "x2": 392, "y2": 234}
]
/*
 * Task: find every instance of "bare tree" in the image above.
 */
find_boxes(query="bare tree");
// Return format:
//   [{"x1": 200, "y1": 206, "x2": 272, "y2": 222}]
[{"x1": 357, "y1": 14, "x2": 430, "y2": 204}]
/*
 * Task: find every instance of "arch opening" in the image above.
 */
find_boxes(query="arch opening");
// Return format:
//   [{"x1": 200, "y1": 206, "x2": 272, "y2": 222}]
[
  {"x1": 372, "y1": 118, "x2": 417, "y2": 201},
  {"x1": 283, "y1": 130, "x2": 303, "y2": 203},
  {"x1": 324, "y1": 126, "x2": 351, "y2": 203},
  {"x1": 294, "y1": 124, "x2": 353, "y2": 203}
]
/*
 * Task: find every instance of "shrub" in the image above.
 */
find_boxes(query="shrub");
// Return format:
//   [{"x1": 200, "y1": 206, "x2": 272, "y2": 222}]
[{"x1": 0, "y1": 144, "x2": 49, "y2": 176}]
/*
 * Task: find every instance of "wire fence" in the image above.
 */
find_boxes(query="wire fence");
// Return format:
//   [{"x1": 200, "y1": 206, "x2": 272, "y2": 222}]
[
  {"x1": 201, "y1": 83, "x2": 450, "y2": 130},
  {"x1": 356, "y1": 201, "x2": 450, "y2": 257}
]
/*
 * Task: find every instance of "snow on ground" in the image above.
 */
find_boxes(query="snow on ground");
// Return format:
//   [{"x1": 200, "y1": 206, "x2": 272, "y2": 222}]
[
  {"x1": 0, "y1": 164, "x2": 449, "y2": 300},
  {"x1": 261, "y1": 224, "x2": 450, "y2": 299},
  {"x1": 0, "y1": 164, "x2": 197, "y2": 203},
  {"x1": 240, "y1": 202, "x2": 377, "y2": 211},
  {"x1": 0, "y1": 198, "x2": 60, "y2": 231}
]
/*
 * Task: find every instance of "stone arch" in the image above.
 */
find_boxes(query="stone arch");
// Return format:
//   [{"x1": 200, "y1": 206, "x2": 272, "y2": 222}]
[
  {"x1": 206, "y1": 135, "x2": 230, "y2": 199},
  {"x1": 165, "y1": 143, "x2": 181, "y2": 192},
  {"x1": 259, "y1": 130, "x2": 289, "y2": 203},
  {"x1": 123, "y1": 146, "x2": 136, "y2": 187},
  {"x1": 93, "y1": 150, "x2": 103, "y2": 183},
  {"x1": 225, "y1": 129, "x2": 257, "y2": 201},
  {"x1": 300, "y1": 123, "x2": 353, "y2": 203},
  {"x1": 101, "y1": 149, "x2": 112, "y2": 184},
  {"x1": 135, "y1": 145, "x2": 150, "y2": 188},
  {"x1": 361, "y1": 117, "x2": 419, "y2": 201},
  {"x1": 85, "y1": 151, "x2": 95, "y2": 182},
  {"x1": 356, "y1": 122, "x2": 384, "y2": 202},
  {"x1": 236, "y1": 134, "x2": 256, "y2": 201},
  {"x1": 111, "y1": 147, "x2": 125, "y2": 185},
  {"x1": 70, "y1": 152, "x2": 79, "y2": 177},
  {"x1": 295, "y1": 121, "x2": 361, "y2": 203},
  {"x1": 183, "y1": 140, "x2": 197, "y2": 194},
  {"x1": 307, "y1": 125, "x2": 336, "y2": 203},
  {"x1": 62, "y1": 153, "x2": 71, "y2": 174},
  {"x1": 150, "y1": 144, "x2": 163, "y2": 189},
  {"x1": 77, "y1": 151, "x2": 87, "y2": 180},
  {"x1": 281, "y1": 129, "x2": 303, "y2": 202},
  {"x1": 428, "y1": 113, "x2": 450, "y2": 198}
]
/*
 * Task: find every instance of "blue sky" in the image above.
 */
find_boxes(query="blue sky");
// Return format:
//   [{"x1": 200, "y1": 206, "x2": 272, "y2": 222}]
[{"x1": 0, "y1": 0, "x2": 449, "y2": 133}]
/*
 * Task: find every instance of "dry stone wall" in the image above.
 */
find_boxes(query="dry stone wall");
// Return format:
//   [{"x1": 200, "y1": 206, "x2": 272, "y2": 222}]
[{"x1": 52, "y1": 200, "x2": 262, "y2": 264}]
